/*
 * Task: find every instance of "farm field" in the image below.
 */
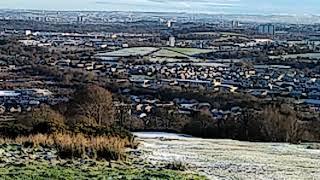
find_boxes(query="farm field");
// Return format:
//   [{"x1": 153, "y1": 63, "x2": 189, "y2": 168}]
[
  {"x1": 96, "y1": 47, "x2": 159, "y2": 57},
  {"x1": 269, "y1": 53, "x2": 320, "y2": 59},
  {"x1": 151, "y1": 48, "x2": 188, "y2": 58},
  {"x1": 166, "y1": 48, "x2": 214, "y2": 56}
]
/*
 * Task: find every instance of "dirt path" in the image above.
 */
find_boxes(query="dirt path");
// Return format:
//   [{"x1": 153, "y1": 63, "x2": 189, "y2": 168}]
[{"x1": 133, "y1": 132, "x2": 320, "y2": 180}]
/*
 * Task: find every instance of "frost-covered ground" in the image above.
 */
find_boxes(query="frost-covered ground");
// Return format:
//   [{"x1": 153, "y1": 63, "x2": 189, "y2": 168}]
[{"x1": 133, "y1": 132, "x2": 320, "y2": 180}]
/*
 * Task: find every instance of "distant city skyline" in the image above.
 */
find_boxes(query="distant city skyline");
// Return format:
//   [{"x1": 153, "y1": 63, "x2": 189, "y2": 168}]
[{"x1": 0, "y1": 0, "x2": 320, "y2": 15}]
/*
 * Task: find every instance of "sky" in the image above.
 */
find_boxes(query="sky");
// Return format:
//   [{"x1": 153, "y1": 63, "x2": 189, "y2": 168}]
[{"x1": 0, "y1": 0, "x2": 319, "y2": 15}]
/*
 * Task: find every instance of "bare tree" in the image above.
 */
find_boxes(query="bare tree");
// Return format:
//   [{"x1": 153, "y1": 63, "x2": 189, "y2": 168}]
[{"x1": 69, "y1": 85, "x2": 115, "y2": 127}]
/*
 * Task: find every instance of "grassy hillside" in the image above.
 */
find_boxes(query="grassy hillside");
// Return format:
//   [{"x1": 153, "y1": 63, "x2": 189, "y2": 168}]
[{"x1": 0, "y1": 163, "x2": 205, "y2": 180}]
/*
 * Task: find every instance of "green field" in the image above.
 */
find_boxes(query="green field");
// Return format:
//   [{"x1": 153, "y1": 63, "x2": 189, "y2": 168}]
[
  {"x1": 269, "y1": 53, "x2": 320, "y2": 59},
  {"x1": 96, "y1": 47, "x2": 159, "y2": 57},
  {"x1": 166, "y1": 48, "x2": 213, "y2": 56},
  {"x1": 0, "y1": 164, "x2": 205, "y2": 180},
  {"x1": 151, "y1": 48, "x2": 188, "y2": 58}
]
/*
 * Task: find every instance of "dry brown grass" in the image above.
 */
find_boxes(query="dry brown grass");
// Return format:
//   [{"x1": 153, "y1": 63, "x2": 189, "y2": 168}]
[
  {"x1": 0, "y1": 133, "x2": 138, "y2": 161},
  {"x1": 0, "y1": 137, "x2": 14, "y2": 144},
  {"x1": 53, "y1": 133, "x2": 133, "y2": 160},
  {"x1": 15, "y1": 134, "x2": 55, "y2": 147}
]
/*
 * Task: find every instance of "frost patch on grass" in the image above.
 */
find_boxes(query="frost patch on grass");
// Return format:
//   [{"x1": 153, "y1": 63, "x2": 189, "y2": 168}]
[{"x1": 134, "y1": 132, "x2": 320, "y2": 180}]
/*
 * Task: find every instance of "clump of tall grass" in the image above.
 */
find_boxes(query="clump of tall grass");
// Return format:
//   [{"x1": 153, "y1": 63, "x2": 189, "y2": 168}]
[
  {"x1": 53, "y1": 133, "x2": 131, "y2": 161},
  {"x1": 15, "y1": 134, "x2": 55, "y2": 147},
  {"x1": 0, "y1": 133, "x2": 138, "y2": 161}
]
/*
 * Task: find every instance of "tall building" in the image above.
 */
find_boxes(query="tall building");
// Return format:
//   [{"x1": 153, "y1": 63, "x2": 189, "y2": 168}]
[
  {"x1": 258, "y1": 24, "x2": 275, "y2": 35},
  {"x1": 167, "y1": 20, "x2": 175, "y2": 28},
  {"x1": 169, "y1": 36, "x2": 175, "y2": 47},
  {"x1": 231, "y1": 21, "x2": 240, "y2": 28},
  {"x1": 77, "y1": 16, "x2": 84, "y2": 23},
  {"x1": 167, "y1": 20, "x2": 172, "y2": 28}
]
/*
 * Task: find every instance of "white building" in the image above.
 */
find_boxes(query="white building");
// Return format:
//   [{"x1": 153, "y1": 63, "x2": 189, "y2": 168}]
[
  {"x1": 167, "y1": 20, "x2": 172, "y2": 28},
  {"x1": 25, "y1": 30, "x2": 32, "y2": 36},
  {"x1": 169, "y1": 36, "x2": 175, "y2": 47}
]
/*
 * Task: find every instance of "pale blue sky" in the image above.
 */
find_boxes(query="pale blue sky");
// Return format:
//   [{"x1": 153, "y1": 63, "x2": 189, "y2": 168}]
[{"x1": 0, "y1": 0, "x2": 319, "y2": 15}]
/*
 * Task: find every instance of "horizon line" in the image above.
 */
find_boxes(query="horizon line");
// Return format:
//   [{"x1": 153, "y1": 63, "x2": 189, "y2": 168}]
[{"x1": 0, "y1": 8, "x2": 319, "y2": 17}]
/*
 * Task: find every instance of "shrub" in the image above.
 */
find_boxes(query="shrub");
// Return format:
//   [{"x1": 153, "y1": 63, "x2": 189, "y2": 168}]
[
  {"x1": 0, "y1": 122, "x2": 32, "y2": 138},
  {"x1": 183, "y1": 112, "x2": 215, "y2": 138},
  {"x1": 13, "y1": 105, "x2": 66, "y2": 135},
  {"x1": 72, "y1": 124, "x2": 134, "y2": 140},
  {"x1": 165, "y1": 161, "x2": 188, "y2": 171},
  {"x1": 31, "y1": 105, "x2": 66, "y2": 134}
]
